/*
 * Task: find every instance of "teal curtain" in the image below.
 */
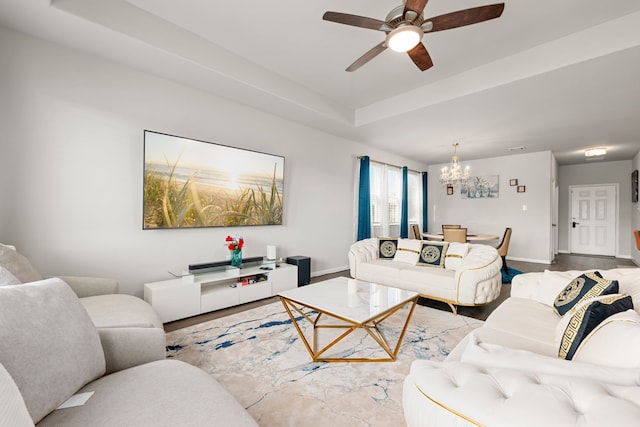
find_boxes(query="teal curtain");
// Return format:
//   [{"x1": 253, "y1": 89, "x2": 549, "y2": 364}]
[
  {"x1": 400, "y1": 166, "x2": 409, "y2": 238},
  {"x1": 422, "y1": 172, "x2": 428, "y2": 233},
  {"x1": 357, "y1": 156, "x2": 371, "y2": 241}
]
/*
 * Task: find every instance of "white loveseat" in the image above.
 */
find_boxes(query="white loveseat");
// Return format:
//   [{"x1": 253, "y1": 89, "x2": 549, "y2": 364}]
[
  {"x1": 348, "y1": 238, "x2": 502, "y2": 314},
  {"x1": 403, "y1": 267, "x2": 640, "y2": 426}
]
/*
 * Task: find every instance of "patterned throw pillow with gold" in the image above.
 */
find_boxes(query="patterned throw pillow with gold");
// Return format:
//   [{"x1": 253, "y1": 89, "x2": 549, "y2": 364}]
[
  {"x1": 558, "y1": 294, "x2": 633, "y2": 360},
  {"x1": 393, "y1": 239, "x2": 421, "y2": 264},
  {"x1": 378, "y1": 238, "x2": 398, "y2": 260},
  {"x1": 444, "y1": 242, "x2": 468, "y2": 270},
  {"x1": 417, "y1": 242, "x2": 449, "y2": 268},
  {"x1": 553, "y1": 271, "x2": 619, "y2": 316}
]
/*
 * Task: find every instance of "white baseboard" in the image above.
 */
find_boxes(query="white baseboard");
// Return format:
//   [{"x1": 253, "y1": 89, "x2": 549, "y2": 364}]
[
  {"x1": 556, "y1": 250, "x2": 632, "y2": 259},
  {"x1": 311, "y1": 265, "x2": 349, "y2": 278},
  {"x1": 507, "y1": 256, "x2": 553, "y2": 264}
]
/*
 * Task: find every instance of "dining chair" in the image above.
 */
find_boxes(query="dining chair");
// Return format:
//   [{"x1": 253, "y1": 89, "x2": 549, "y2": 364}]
[
  {"x1": 443, "y1": 227, "x2": 467, "y2": 243},
  {"x1": 496, "y1": 228, "x2": 512, "y2": 272},
  {"x1": 410, "y1": 224, "x2": 421, "y2": 240},
  {"x1": 441, "y1": 224, "x2": 461, "y2": 233}
]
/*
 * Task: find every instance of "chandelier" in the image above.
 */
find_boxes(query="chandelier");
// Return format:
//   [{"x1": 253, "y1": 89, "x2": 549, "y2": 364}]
[{"x1": 439, "y1": 143, "x2": 470, "y2": 188}]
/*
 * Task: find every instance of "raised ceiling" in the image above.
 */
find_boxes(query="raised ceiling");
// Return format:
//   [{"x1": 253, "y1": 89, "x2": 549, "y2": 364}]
[{"x1": 1, "y1": 0, "x2": 639, "y2": 165}]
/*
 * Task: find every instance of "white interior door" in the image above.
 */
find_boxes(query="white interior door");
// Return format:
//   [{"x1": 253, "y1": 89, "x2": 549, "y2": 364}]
[{"x1": 570, "y1": 185, "x2": 617, "y2": 256}]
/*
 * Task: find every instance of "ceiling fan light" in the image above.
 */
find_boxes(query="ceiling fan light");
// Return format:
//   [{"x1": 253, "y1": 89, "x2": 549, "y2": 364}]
[{"x1": 386, "y1": 26, "x2": 422, "y2": 52}]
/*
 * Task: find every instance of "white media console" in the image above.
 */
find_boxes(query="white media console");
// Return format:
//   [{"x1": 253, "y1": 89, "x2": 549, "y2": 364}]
[{"x1": 144, "y1": 262, "x2": 297, "y2": 323}]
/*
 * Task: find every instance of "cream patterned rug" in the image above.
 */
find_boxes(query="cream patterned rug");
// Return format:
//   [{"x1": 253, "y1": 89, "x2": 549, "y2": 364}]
[{"x1": 165, "y1": 301, "x2": 483, "y2": 427}]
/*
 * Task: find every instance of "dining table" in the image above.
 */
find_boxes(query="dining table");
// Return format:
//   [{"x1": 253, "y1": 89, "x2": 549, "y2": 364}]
[{"x1": 422, "y1": 232, "x2": 500, "y2": 242}]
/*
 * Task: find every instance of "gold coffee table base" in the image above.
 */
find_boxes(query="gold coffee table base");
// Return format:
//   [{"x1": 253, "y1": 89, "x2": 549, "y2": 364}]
[{"x1": 279, "y1": 295, "x2": 418, "y2": 363}]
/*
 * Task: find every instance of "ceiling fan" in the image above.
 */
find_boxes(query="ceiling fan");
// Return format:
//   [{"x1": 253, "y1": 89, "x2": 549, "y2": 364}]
[{"x1": 323, "y1": 0, "x2": 505, "y2": 72}]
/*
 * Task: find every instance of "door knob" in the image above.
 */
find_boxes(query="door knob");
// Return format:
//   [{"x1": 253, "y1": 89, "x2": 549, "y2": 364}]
[{"x1": 572, "y1": 221, "x2": 580, "y2": 228}]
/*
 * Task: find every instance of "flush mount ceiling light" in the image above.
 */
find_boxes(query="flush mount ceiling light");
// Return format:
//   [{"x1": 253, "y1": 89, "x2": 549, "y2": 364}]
[
  {"x1": 385, "y1": 25, "x2": 423, "y2": 52},
  {"x1": 584, "y1": 148, "x2": 607, "y2": 157}
]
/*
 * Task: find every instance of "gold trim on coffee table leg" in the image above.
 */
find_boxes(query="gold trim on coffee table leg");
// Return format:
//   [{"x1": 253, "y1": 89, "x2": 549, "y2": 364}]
[
  {"x1": 279, "y1": 295, "x2": 419, "y2": 363},
  {"x1": 280, "y1": 297, "x2": 315, "y2": 359}
]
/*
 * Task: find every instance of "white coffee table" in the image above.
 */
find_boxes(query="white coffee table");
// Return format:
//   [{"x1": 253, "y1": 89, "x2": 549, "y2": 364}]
[{"x1": 278, "y1": 277, "x2": 419, "y2": 362}]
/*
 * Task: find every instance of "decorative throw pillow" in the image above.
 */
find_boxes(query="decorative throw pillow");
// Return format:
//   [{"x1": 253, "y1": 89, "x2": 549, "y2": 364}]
[
  {"x1": 535, "y1": 270, "x2": 586, "y2": 307},
  {"x1": 0, "y1": 244, "x2": 42, "y2": 283},
  {"x1": 553, "y1": 271, "x2": 618, "y2": 316},
  {"x1": 557, "y1": 294, "x2": 633, "y2": 360},
  {"x1": 444, "y1": 242, "x2": 468, "y2": 270},
  {"x1": 392, "y1": 239, "x2": 421, "y2": 264},
  {"x1": 378, "y1": 238, "x2": 398, "y2": 259},
  {"x1": 417, "y1": 241, "x2": 448, "y2": 268},
  {"x1": 0, "y1": 267, "x2": 21, "y2": 287},
  {"x1": 0, "y1": 278, "x2": 106, "y2": 422},
  {"x1": 572, "y1": 309, "x2": 640, "y2": 368}
]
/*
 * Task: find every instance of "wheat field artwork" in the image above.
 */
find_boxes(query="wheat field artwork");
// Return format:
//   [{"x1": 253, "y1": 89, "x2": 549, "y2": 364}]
[{"x1": 143, "y1": 131, "x2": 284, "y2": 229}]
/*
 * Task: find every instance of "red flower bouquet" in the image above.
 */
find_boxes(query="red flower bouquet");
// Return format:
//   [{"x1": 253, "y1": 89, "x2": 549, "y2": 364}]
[{"x1": 225, "y1": 235, "x2": 244, "y2": 251}]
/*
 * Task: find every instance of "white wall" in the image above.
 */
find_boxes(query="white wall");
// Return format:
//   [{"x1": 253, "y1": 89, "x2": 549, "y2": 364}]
[
  {"x1": 0, "y1": 26, "x2": 428, "y2": 296},
  {"x1": 558, "y1": 160, "x2": 633, "y2": 258},
  {"x1": 428, "y1": 151, "x2": 553, "y2": 263}
]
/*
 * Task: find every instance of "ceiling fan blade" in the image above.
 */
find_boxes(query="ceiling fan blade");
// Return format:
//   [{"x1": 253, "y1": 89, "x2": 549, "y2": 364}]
[
  {"x1": 404, "y1": 0, "x2": 429, "y2": 15},
  {"x1": 407, "y1": 43, "x2": 434, "y2": 71},
  {"x1": 323, "y1": 11, "x2": 387, "y2": 31},
  {"x1": 426, "y1": 3, "x2": 505, "y2": 33},
  {"x1": 346, "y1": 42, "x2": 387, "y2": 72}
]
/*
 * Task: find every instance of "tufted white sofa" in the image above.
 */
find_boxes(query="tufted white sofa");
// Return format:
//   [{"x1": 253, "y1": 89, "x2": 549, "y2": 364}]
[
  {"x1": 348, "y1": 238, "x2": 502, "y2": 314},
  {"x1": 403, "y1": 267, "x2": 640, "y2": 426}
]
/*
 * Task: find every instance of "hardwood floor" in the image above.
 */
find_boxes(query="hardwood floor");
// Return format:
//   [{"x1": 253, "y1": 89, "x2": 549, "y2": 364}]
[{"x1": 163, "y1": 253, "x2": 638, "y2": 332}]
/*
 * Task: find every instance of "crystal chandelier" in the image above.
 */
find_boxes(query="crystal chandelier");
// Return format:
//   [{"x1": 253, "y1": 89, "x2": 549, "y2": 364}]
[{"x1": 439, "y1": 143, "x2": 470, "y2": 188}]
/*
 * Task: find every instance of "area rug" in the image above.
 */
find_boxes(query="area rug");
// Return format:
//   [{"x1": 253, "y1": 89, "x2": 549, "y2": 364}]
[
  {"x1": 501, "y1": 267, "x2": 524, "y2": 283},
  {"x1": 165, "y1": 302, "x2": 483, "y2": 427}
]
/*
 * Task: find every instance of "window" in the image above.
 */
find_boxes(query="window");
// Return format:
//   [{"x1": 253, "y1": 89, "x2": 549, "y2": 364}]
[{"x1": 369, "y1": 161, "x2": 423, "y2": 238}]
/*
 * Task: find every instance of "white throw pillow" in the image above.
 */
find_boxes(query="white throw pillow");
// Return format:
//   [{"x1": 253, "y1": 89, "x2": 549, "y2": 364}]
[
  {"x1": 0, "y1": 244, "x2": 42, "y2": 283},
  {"x1": 573, "y1": 309, "x2": 640, "y2": 368},
  {"x1": 0, "y1": 267, "x2": 20, "y2": 287},
  {"x1": 392, "y1": 239, "x2": 421, "y2": 264},
  {"x1": 444, "y1": 242, "x2": 468, "y2": 270},
  {"x1": 535, "y1": 270, "x2": 585, "y2": 307}
]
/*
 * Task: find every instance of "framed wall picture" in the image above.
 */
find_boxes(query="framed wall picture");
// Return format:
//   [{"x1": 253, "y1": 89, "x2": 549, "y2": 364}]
[
  {"x1": 446, "y1": 185, "x2": 454, "y2": 195},
  {"x1": 509, "y1": 179, "x2": 518, "y2": 186},
  {"x1": 633, "y1": 169, "x2": 638, "y2": 203},
  {"x1": 460, "y1": 175, "x2": 499, "y2": 199},
  {"x1": 517, "y1": 185, "x2": 526, "y2": 193}
]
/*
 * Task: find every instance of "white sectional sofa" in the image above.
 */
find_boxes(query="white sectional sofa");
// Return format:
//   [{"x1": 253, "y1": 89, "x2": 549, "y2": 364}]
[
  {"x1": 0, "y1": 243, "x2": 166, "y2": 373},
  {"x1": 0, "y1": 242, "x2": 259, "y2": 426},
  {"x1": 0, "y1": 278, "x2": 258, "y2": 426},
  {"x1": 348, "y1": 238, "x2": 502, "y2": 314},
  {"x1": 403, "y1": 267, "x2": 640, "y2": 427}
]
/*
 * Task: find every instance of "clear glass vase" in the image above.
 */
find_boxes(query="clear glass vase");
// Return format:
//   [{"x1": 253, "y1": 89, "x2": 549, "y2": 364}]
[{"x1": 230, "y1": 249, "x2": 242, "y2": 268}]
